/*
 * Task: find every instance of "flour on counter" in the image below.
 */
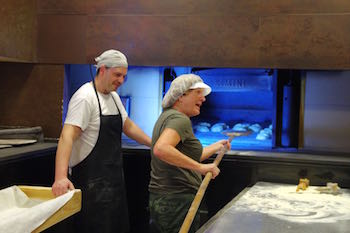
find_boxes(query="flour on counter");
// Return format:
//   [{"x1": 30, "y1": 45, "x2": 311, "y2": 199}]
[{"x1": 233, "y1": 182, "x2": 350, "y2": 223}]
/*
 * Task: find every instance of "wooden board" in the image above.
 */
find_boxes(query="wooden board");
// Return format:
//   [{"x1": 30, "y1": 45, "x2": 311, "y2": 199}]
[{"x1": 18, "y1": 186, "x2": 81, "y2": 233}]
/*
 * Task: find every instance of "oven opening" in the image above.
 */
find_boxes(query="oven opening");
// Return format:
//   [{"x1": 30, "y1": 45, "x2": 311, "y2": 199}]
[
  {"x1": 162, "y1": 68, "x2": 302, "y2": 152},
  {"x1": 192, "y1": 68, "x2": 274, "y2": 149}
]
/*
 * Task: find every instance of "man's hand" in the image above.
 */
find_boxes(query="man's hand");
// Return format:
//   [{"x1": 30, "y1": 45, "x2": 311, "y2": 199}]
[{"x1": 52, "y1": 177, "x2": 75, "y2": 197}]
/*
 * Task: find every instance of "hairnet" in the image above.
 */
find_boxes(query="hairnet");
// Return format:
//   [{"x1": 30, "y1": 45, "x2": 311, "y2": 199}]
[
  {"x1": 162, "y1": 74, "x2": 211, "y2": 109},
  {"x1": 94, "y1": 49, "x2": 128, "y2": 69}
]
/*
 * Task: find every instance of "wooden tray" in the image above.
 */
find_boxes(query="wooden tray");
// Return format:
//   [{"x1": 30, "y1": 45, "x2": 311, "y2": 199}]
[{"x1": 18, "y1": 186, "x2": 81, "y2": 233}]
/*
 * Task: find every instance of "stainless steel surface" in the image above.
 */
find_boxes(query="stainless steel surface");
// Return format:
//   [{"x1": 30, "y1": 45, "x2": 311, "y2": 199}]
[{"x1": 198, "y1": 182, "x2": 350, "y2": 233}]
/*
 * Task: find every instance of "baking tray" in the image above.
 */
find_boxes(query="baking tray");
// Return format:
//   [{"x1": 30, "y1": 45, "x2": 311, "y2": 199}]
[{"x1": 18, "y1": 186, "x2": 81, "y2": 233}]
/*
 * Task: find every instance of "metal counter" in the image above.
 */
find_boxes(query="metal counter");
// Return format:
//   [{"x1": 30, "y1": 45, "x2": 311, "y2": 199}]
[
  {"x1": 0, "y1": 142, "x2": 57, "y2": 163},
  {"x1": 198, "y1": 182, "x2": 350, "y2": 233}
]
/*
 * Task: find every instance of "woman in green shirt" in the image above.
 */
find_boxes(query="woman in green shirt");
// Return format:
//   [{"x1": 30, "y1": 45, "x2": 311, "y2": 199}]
[{"x1": 149, "y1": 74, "x2": 231, "y2": 233}]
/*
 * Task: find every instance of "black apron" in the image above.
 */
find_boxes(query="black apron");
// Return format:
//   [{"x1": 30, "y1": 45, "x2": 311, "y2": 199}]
[{"x1": 71, "y1": 80, "x2": 129, "y2": 233}]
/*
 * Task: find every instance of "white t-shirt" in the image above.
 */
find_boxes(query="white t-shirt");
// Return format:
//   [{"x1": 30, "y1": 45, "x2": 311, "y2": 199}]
[{"x1": 65, "y1": 82, "x2": 128, "y2": 168}]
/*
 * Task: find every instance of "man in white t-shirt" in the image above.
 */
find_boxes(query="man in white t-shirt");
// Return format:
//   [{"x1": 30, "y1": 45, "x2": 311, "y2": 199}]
[{"x1": 52, "y1": 49, "x2": 151, "y2": 233}]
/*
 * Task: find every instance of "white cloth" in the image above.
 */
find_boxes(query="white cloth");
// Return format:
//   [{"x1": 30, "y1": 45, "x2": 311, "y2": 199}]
[
  {"x1": 65, "y1": 82, "x2": 128, "y2": 167},
  {"x1": 0, "y1": 186, "x2": 75, "y2": 233}
]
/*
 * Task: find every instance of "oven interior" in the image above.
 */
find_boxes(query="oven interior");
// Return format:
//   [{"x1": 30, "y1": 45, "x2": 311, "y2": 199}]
[{"x1": 164, "y1": 67, "x2": 278, "y2": 150}]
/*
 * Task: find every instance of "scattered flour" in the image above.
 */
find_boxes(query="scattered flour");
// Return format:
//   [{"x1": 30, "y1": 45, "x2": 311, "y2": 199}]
[{"x1": 233, "y1": 182, "x2": 350, "y2": 223}]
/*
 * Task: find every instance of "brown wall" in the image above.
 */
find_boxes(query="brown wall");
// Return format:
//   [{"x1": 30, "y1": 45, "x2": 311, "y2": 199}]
[
  {"x1": 0, "y1": 1, "x2": 37, "y2": 62},
  {"x1": 37, "y1": 0, "x2": 350, "y2": 69},
  {"x1": 0, "y1": 1, "x2": 63, "y2": 138},
  {"x1": 0, "y1": 63, "x2": 64, "y2": 138},
  {"x1": 1, "y1": 1, "x2": 350, "y2": 138}
]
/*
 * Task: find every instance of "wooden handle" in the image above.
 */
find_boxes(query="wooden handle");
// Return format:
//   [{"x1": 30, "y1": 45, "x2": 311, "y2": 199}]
[{"x1": 179, "y1": 136, "x2": 234, "y2": 233}]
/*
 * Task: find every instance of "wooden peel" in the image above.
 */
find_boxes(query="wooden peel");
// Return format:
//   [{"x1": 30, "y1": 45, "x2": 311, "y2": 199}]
[
  {"x1": 179, "y1": 130, "x2": 251, "y2": 233},
  {"x1": 221, "y1": 130, "x2": 253, "y2": 137}
]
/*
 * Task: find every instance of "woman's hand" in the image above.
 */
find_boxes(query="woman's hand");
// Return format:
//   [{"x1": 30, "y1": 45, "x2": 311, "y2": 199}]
[
  {"x1": 198, "y1": 163, "x2": 220, "y2": 179},
  {"x1": 201, "y1": 139, "x2": 232, "y2": 161},
  {"x1": 215, "y1": 139, "x2": 231, "y2": 152}
]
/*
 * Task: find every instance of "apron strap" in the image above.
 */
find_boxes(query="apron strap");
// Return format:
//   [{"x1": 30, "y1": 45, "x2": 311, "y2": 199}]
[{"x1": 92, "y1": 79, "x2": 103, "y2": 116}]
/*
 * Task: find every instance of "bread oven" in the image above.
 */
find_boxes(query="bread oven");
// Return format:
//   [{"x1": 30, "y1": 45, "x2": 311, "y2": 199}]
[{"x1": 163, "y1": 67, "x2": 301, "y2": 151}]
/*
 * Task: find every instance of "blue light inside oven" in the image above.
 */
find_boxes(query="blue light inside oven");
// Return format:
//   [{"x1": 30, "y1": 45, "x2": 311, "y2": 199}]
[{"x1": 191, "y1": 68, "x2": 274, "y2": 149}]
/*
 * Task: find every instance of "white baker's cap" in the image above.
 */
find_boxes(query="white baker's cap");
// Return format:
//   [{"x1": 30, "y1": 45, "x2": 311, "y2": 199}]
[
  {"x1": 189, "y1": 82, "x2": 211, "y2": 96},
  {"x1": 94, "y1": 49, "x2": 128, "y2": 69},
  {"x1": 162, "y1": 74, "x2": 211, "y2": 109}
]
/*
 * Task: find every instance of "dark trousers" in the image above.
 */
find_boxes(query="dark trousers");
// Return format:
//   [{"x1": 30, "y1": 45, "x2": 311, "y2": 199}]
[{"x1": 149, "y1": 192, "x2": 200, "y2": 233}]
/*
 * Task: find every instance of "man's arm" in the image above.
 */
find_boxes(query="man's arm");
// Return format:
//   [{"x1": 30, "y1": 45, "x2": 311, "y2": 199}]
[
  {"x1": 52, "y1": 124, "x2": 81, "y2": 196},
  {"x1": 123, "y1": 117, "x2": 151, "y2": 147}
]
